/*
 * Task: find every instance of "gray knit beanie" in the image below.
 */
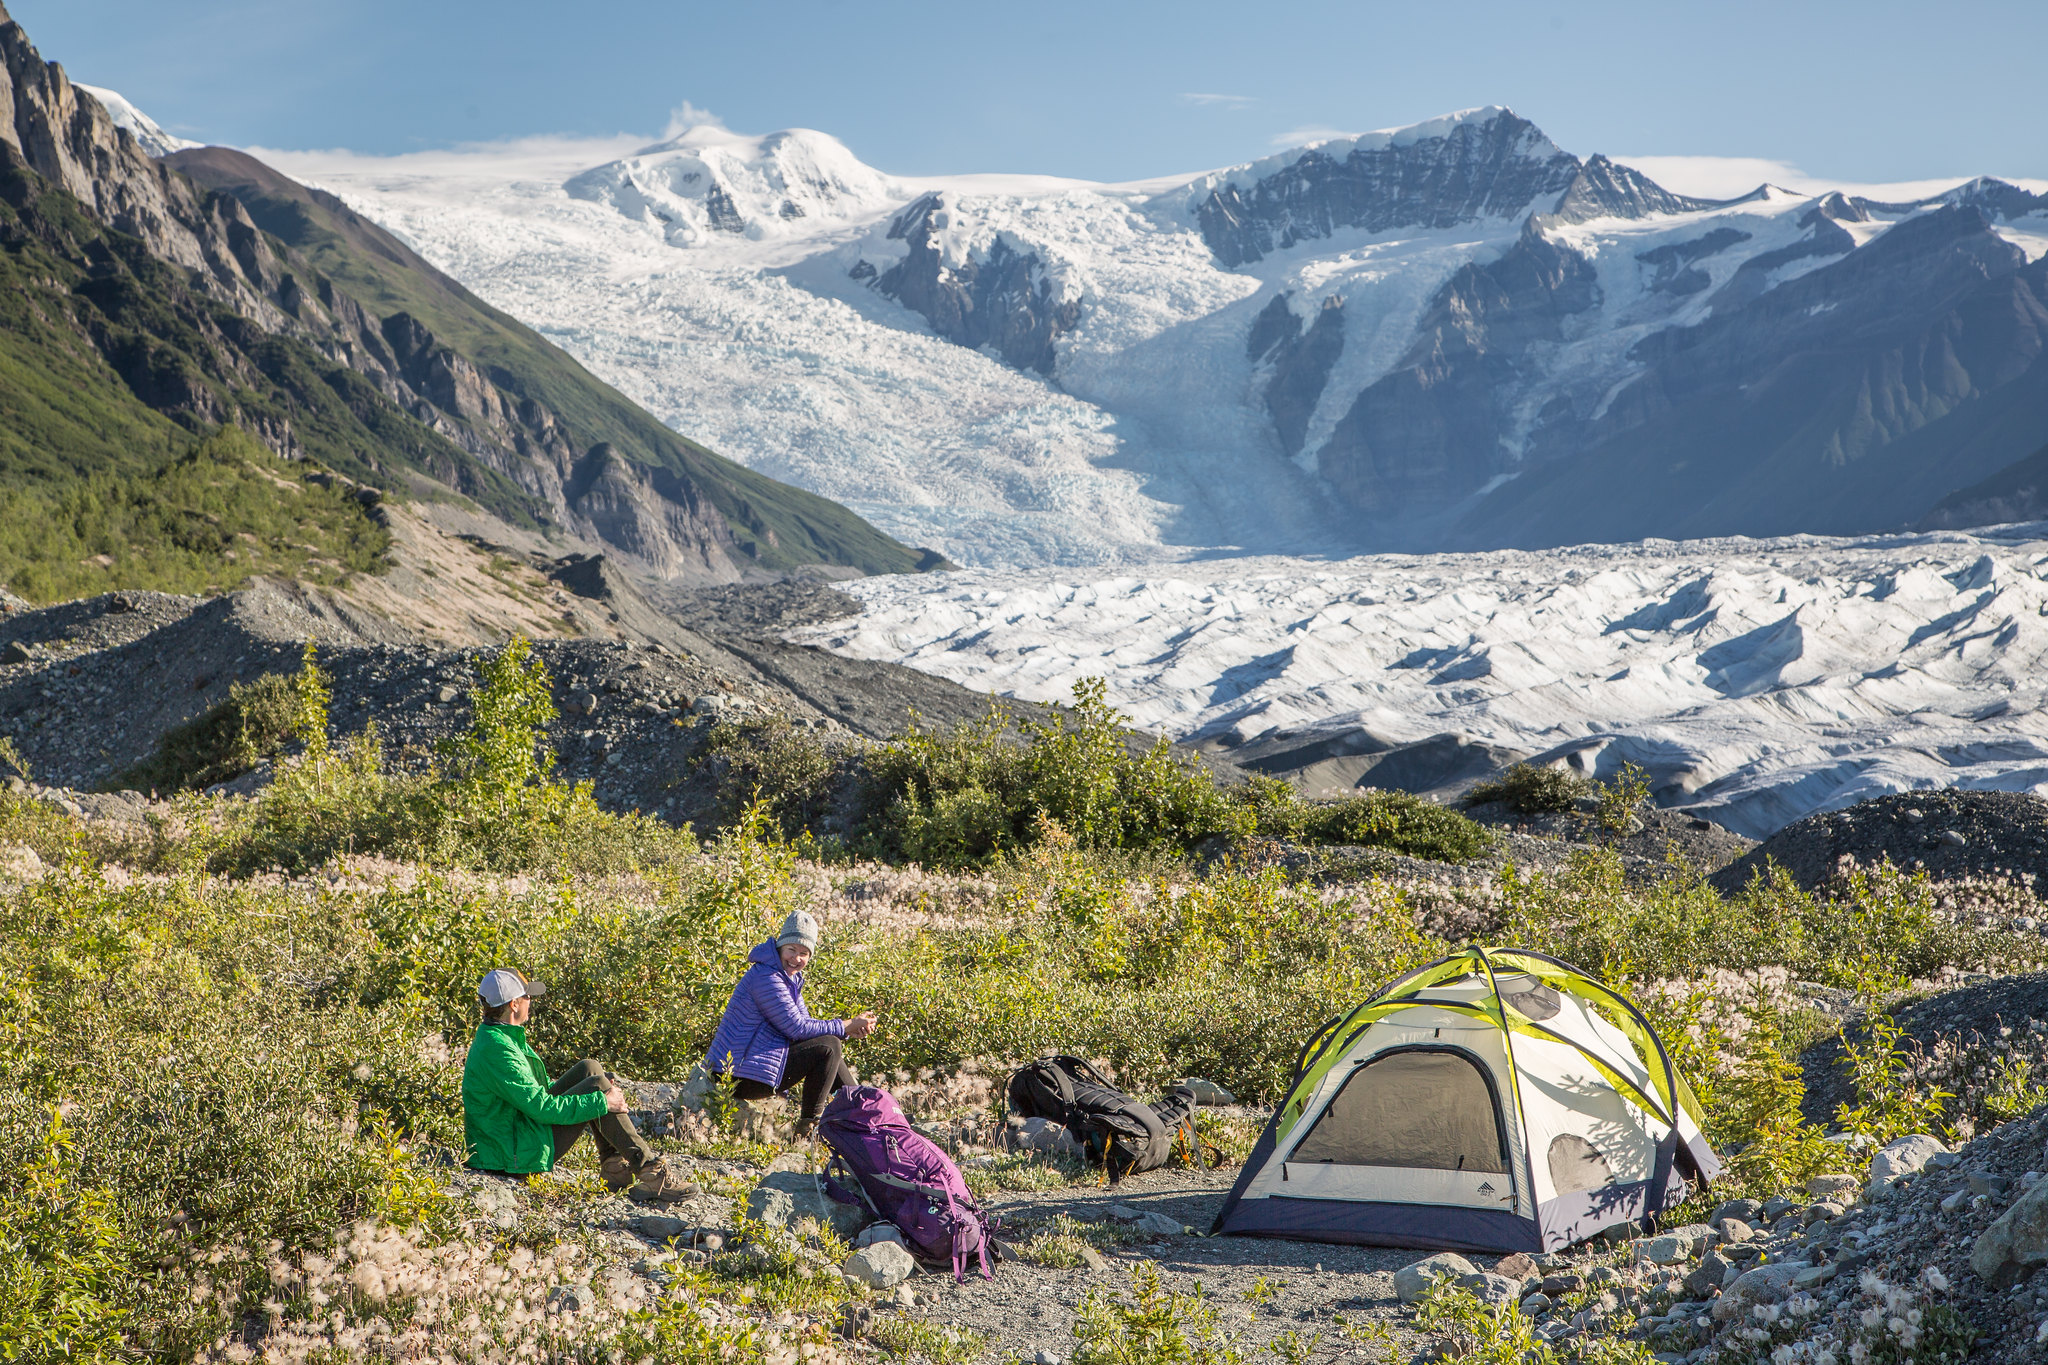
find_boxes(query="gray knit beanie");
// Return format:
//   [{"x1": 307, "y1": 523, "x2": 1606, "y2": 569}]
[{"x1": 776, "y1": 910, "x2": 820, "y2": 951}]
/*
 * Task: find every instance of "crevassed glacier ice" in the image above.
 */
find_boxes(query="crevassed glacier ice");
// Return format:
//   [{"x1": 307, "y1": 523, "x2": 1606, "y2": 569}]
[{"x1": 793, "y1": 526, "x2": 2048, "y2": 837}]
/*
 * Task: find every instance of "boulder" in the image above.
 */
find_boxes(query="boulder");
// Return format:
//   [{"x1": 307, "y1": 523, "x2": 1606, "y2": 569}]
[
  {"x1": 1969, "y1": 1177, "x2": 2048, "y2": 1285},
  {"x1": 1708, "y1": 1197, "x2": 1762, "y2": 1226},
  {"x1": 1177, "y1": 1077, "x2": 1237, "y2": 1106},
  {"x1": 1006, "y1": 1116, "x2": 1084, "y2": 1157},
  {"x1": 1459, "y1": 1272, "x2": 1520, "y2": 1307},
  {"x1": 1711, "y1": 1262, "x2": 1804, "y2": 1322},
  {"x1": 545, "y1": 1282, "x2": 594, "y2": 1313},
  {"x1": 1712, "y1": 1218, "x2": 1753, "y2": 1244},
  {"x1": 1518, "y1": 1291, "x2": 1552, "y2": 1316},
  {"x1": 1635, "y1": 1224, "x2": 1715, "y2": 1265},
  {"x1": 1867, "y1": 1134, "x2": 1947, "y2": 1196},
  {"x1": 1107, "y1": 1205, "x2": 1185, "y2": 1237},
  {"x1": 1395, "y1": 1253, "x2": 1477, "y2": 1304},
  {"x1": 855, "y1": 1224, "x2": 905, "y2": 1249},
  {"x1": 745, "y1": 1171, "x2": 869, "y2": 1240},
  {"x1": 841, "y1": 1240, "x2": 916, "y2": 1289},
  {"x1": 1684, "y1": 1253, "x2": 1732, "y2": 1299},
  {"x1": 1805, "y1": 1173, "x2": 1860, "y2": 1202},
  {"x1": 1493, "y1": 1252, "x2": 1538, "y2": 1281}
]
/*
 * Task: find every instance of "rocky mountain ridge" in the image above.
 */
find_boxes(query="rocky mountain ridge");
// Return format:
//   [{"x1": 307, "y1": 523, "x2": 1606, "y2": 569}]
[
  {"x1": 0, "y1": 0, "x2": 931, "y2": 584},
  {"x1": 485, "y1": 102, "x2": 2048, "y2": 563}
]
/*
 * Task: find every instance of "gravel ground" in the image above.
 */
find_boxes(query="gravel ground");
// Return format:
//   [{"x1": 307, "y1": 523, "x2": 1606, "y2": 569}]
[{"x1": 1710, "y1": 789, "x2": 2048, "y2": 896}]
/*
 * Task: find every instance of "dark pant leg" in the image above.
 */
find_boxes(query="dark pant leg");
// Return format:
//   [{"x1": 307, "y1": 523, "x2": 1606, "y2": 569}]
[
  {"x1": 548, "y1": 1059, "x2": 656, "y2": 1170},
  {"x1": 781, "y1": 1034, "x2": 856, "y2": 1130}
]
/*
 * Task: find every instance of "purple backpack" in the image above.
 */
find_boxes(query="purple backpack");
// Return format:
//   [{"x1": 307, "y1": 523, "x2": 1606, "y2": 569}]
[{"x1": 816, "y1": 1085, "x2": 1002, "y2": 1281}]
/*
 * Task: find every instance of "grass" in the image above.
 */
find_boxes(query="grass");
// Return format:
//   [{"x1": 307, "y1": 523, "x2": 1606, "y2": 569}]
[{"x1": 4, "y1": 636, "x2": 2048, "y2": 1360}]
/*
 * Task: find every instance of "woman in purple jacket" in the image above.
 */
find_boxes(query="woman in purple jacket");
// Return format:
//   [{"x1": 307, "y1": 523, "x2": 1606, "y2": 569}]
[{"x1": 705, "y1": 910, "x2": 875, "y2": 1134}]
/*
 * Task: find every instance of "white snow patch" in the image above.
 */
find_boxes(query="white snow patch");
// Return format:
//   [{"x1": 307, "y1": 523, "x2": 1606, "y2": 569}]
[{"x1": 74, "y1": 83, "x2": 198, "y2": 158}]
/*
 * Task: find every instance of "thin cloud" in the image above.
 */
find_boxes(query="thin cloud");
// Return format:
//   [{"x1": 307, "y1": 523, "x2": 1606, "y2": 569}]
[
  {"x1": 660, "y1": 101, "x2": 727, "y2": 138},
  {"x1": 1269, "y1": 125, "x2": 1356, "y2": 148},
  {"x1": 1180, "y1": 92, "x2": 1255, "y2": 110},
  {"x1": 1610, "y1": 153, "x2": 2048, "y2": 202}
]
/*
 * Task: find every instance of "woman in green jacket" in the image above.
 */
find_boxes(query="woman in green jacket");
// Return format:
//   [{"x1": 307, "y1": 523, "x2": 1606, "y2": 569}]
[{"x1": 462, "y1": 968, "x2": 684, "y2": 1199}]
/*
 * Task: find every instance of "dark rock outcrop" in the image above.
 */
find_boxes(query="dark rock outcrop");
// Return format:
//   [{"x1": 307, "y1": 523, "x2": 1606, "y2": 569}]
[
  {"x1": 1919, "y1": 440, "x2": 2048, "y2": 530},
  {"x1": 1709, "y1": 789, "x2": 2048, "y2": 896},
  {"x1": 871, "y1": 192, "x2": 1080, "y2": 375},
  {"x1": 1191, "y1": 109, "x2": 1581, "y2": 266},
  {"x1": 1549, "y1": 154, "x2": 1715, "y2": 225},
  {"x1": 1315, "y1": 220, "x2": 1600, "y2": 514},
  {"x1": 1247, "y1": 293, "x2": 1346, "y2": 455},
  {"x1": 1454, "y1": 205, "x2": 2048, "y2": 547}
]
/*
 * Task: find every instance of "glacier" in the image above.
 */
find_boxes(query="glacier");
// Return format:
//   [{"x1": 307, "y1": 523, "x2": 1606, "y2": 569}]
[
  {"x1": 792, "y1": 526, "x2": 2048, "y2": 837},
  {"x1": 252, "y1": 107, "x2": 2048, "y2": 568}
]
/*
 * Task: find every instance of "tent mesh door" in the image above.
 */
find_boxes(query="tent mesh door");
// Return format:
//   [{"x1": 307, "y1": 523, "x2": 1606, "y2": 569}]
[{"x1": 1290, "y1": 1047, "x2": 1509, "y2": 1173}]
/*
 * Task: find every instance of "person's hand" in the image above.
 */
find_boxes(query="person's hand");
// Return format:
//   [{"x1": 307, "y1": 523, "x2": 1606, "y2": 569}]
[
  {"x1": 844, "y1": 1011, "x2": 878, "y2": 1041},
  {"x1": 603, "y1": 1086, "x2": 628, "y2": 1115}
]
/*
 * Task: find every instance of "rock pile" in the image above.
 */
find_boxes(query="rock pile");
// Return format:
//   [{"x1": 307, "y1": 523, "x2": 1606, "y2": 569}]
[
  {"x1": 1712, "y1": 790, "x2": 2048, "y2": 896},
  {"x1": 1390, "y1": 1107, "x2": 2048, "y2": 1363}
]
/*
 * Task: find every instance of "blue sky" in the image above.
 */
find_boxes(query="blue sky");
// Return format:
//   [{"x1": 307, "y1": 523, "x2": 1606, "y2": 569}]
[{"x1": 14, "y1": 0, "x2": 2045, "y2": 186}]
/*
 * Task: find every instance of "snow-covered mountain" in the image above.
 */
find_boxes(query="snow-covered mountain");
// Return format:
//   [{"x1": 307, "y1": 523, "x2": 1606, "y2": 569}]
[
  {"x1": 74, "y1": 83, "x2": 197, "y2": 157},
  {"x1": 266, "y1": 105, "x2": 2048, "y2": 567},
  {"x1": 795, "y1": 524, "x2": 2048, "y2": 837}
]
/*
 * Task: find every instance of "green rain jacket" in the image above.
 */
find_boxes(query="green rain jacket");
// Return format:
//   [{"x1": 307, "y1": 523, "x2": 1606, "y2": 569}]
[{"x1": 461, "y1": 1022, "x2": 607, "y2": 1174}]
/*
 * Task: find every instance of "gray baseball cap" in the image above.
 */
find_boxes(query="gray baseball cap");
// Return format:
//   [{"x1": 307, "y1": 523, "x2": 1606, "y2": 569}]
[{"x1": 478, "y1": 968, "x2": 547, "y2": 1008}]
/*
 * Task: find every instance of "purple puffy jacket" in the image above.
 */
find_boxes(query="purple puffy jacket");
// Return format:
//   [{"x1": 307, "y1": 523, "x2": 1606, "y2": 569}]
[{"x1": 704, "y1": 940, "x2": 845, "y2": 1087}]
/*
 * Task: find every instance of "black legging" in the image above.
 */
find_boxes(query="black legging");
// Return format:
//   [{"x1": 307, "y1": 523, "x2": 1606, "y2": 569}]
[{"x1": 730, "y1": 1034, "x2": 856, "y2": 1130}]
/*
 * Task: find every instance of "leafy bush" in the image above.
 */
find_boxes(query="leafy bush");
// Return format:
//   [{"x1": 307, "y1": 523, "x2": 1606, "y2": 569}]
[
  {"x1": 857, "y1": 683, "x2": 1490, "y2": 869},
  {"x1": 192, "y1": 638, "x2": 697, "y2": 877},
  {"x1": 862, "y1": 680, "x2": 1250, "y2": 868},
  {"x1": 110, "y1": 670, "x2": 299, "y2": 794},
  {"x1": 0, "y1": 1113, "x2": 128, "y2": 1365},
  {"x1": 703, "y1": 714, "x2": 843, "y2": 838},
  {"x1": 1465, "y1": 762, "x2": 1591, "y2": 814},
  {"x1": 1074, "y1": 1261, "x2": 1243, "y2": 1365},
  {"x1": 1241, "y1": 775, "x2": 1493, "y2": 862}
]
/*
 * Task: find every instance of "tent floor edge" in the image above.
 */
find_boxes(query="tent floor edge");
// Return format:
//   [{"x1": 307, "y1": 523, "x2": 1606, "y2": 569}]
[{"x1": 1214, "y1": 1197, "x2": 1544, "y2": 1255}]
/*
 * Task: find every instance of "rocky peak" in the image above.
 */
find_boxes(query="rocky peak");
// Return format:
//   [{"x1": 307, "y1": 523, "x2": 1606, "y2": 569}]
[
  {"x1": 1549, "y1": 154, "x2": 1713, "y2": 224},
  {"x1": 1177, "y1": 107, "x2": 1583, "y2": 267},
  {"x1": 868, "y1": 192, "x2": 1080, "y2": 376}
]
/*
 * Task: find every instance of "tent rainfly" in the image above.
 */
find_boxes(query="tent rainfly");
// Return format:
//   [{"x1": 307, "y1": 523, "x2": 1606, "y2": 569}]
[{"x1": 1211, "y1": 946, "x2": 1720, "y2": 1254}]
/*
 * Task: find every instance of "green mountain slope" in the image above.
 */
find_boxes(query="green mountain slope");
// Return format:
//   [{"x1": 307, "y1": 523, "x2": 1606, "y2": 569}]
[{"x1": 167, "y1": 148, "x2": 940, "y2": 576}]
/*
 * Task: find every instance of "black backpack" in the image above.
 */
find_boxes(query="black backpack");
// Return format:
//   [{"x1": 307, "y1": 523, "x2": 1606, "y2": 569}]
[{"x1": 1006, "y1": 1055, "x2": 1206, "y2": 1181}]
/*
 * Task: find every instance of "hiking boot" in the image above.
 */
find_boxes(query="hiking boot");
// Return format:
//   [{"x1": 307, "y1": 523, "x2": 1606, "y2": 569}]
[
  {"x1": 600, "y1": 1156, "x2": 635, "y2": 1192},
  {"x1": 631, "y1": 1159, "x2": 699, "y2": 1205}
]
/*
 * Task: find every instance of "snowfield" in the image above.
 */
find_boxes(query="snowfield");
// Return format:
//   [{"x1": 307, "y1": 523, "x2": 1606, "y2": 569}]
[
  {"x1": 793, "y1": 526, "x2": 2048, "y2": 837},
  {"x1": 253, "y1": 113, "x2": 2048, "y2": 569}
]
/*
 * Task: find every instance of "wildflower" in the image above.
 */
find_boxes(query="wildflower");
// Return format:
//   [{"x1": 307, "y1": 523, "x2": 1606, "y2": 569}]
[{"x1": 1923, "y1": 1265, "x2": 1949, "y2": 1291}]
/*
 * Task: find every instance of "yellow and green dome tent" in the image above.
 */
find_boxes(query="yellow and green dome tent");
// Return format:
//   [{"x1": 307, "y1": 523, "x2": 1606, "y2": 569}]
[{"x1": 1211, "y1": 946, "x2": 1720, "y2": 1253}]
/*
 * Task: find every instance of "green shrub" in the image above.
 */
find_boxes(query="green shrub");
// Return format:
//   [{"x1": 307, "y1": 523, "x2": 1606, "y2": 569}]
[
  {"x1": 110, "y1": 671, "x2": 300, "y2": 794},
  {"x1": 189, "y1": 638, "x2": 699, "y2": 877},
  {"x1": 860, "y1": 681, "x2": 1248, "y2": 868},
  {"x1": 702, "y1": 715, "x2": 842, "y2": 839},
  {"x1": 0, "y1": 427, "x2": 390, "y2": 604},
  {"x1": 1290, "y1": 789, "x2": 1493, "y2": 862},
  {"x1": 1597, "y1": 761, "x2": 1651, "y2": 832},
  {"x1": 1465, "y1": 762, "x2": 1590, "y2": 814},
  {"x1": 0, "y1": 1113, "x2": 128, "y2": 1365},
  {"x1": 858, "y1": 684, "x2": 1489, "y2": 869},
  {"x1": 1074, "y1": 1261, "x2": 1243, "y2": 1365}
]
